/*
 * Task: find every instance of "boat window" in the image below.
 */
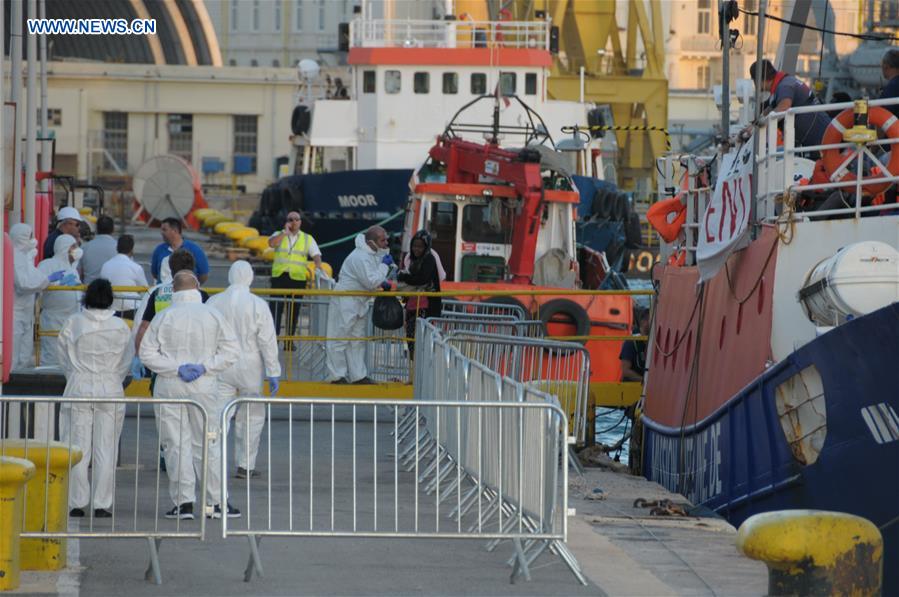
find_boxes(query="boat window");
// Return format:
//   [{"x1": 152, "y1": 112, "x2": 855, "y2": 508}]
[
  {"x1": 442, "y1": 72, "x2": 458, "y2": 95},
  {"x1": 525, "y1": 73, "x2": 537, "y2": 95},
  {"x1": 500, "y1": 72, "x2": 516, "y2": 96},
  {"x1": 414, "y1": 72, "x2": 430, "y2": 94},
  {"x1": 461, "y1": 203, "x2": 513, "y2": 244},
  {"x1": 363, "y1": 70, "x2": 376, "y2": 93},
  {"x1": 470, "y1": 73, "x2": 486, "y2": 95},
  {"x1": 385, "y1": 70, "x2": 401, "y2": 94}
]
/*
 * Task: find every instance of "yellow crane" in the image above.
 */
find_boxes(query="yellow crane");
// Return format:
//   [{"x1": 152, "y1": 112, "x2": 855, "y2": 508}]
[{"x1": 508, "y1": 0, "x2": 669, "y2": 190}]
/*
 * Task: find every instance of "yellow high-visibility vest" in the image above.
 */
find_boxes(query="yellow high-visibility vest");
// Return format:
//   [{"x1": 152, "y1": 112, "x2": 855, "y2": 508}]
[{"x1": 271, "y1": 232, "x2": 310, "y2": 281}]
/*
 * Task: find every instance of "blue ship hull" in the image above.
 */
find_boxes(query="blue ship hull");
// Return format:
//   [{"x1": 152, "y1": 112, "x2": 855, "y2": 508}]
[{"x1": 642, "y1": 302, "x2": 899, "y2": 593}]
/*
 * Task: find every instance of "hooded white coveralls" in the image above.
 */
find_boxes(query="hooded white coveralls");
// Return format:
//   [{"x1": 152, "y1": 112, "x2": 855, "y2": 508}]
[
  {"x1": 325, "y1": 234, "x2": 389, "y2": 383},
  {"x1": 57, "y1": 308, "x2": 133, "y2": 510},
  {"x1": 207, "y1": 261, "x2": 281, "y2": 472},
  {"x1": 10, "y1": 223, "x2": 51, "y2": 371},
  {"x1": 37, "y1": 234, "x2": 82, "y2": 367},
  {"x1": 139, "y1": 290, "x2": 239, "y2": 508}
]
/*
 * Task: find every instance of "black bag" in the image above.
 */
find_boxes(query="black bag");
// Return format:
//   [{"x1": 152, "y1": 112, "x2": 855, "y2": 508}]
[{"x1": 372, "y1": 296, "x2": 404, "y2": 330}]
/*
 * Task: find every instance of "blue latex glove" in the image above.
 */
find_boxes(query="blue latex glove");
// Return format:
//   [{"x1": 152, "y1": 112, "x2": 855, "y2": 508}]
[
  {"x1": 381, "y1": 254, "x2": 394, "y2": 266},
  {"x1": 178, "y1": 364, "x2": 196, "y2": 382},
  {"x1": 191, "y1": 364, "x2": 206, "y2": 378},
  {"x1": 267, "y1": 376, "x2": 280, "y2": 395},
  {"x1": 61, "y1": 273, "x2": 79, "y2": 286},
  {"x1": 380, "y1": 281, "x2": 392, "y2": 291},
  {"x1": 47, "y1": 270, "x2": 65, "y2": 283},
  {"x1": 131, "y1": 357, "x2": 145, "y2": 380}
]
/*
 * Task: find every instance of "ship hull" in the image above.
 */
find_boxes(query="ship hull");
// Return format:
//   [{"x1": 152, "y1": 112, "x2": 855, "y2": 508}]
[{"x1": 642, "y1": 302, "x2": 899, "y2": 592}]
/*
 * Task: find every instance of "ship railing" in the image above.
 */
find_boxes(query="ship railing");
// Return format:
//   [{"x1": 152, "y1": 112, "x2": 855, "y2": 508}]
[
  {"x1": 350, "y1": 18, "x2": 549, "y2": 51},
  {"x1": 0, "y1": 396, "x2": 209, "y2": 585},
  {"x1": 757, "y1": 96, "x2": 899, "y2": 221},
  {"x1": 654, "y1": 154, "x2": 713, "y2": 266}
]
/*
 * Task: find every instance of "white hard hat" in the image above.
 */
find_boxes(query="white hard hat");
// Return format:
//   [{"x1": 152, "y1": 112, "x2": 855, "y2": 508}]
[{"x1": 57, "y1": 206, "x2": 84, "y2": 222}]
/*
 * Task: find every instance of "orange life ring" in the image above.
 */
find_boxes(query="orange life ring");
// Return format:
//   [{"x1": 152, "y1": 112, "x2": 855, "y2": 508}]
[
  {"x1": 647, "y1": 196, "x2": 686, "y2": 243},
  {"x1": 821, "y1": 107, "x2": 899, "y2": 196}
]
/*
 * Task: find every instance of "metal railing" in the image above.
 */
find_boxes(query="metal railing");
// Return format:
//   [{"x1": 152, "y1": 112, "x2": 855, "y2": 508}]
[
  {"x1": 0, "y1": 396, "x2": 208, "y2": 585},
  {"x1": 442, "y1": 299, "x2": 528, "y2": 321},
  {"x1": 350, "y1": 18, "x2": 549, "y2": 51}
]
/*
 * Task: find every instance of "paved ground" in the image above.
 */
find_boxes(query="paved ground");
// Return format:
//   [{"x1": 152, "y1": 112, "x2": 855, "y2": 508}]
[{"x1": 12, "y1": 407, "x2": 767, "y2": 596}]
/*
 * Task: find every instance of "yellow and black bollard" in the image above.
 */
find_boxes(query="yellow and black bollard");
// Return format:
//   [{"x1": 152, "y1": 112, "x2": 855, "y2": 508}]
[
  {"x1": 0, "y1": 456, "x2": 36, "y2": 591},
  {"x1": 737, "y1": 509, "x2": 883, "y2": 596},
  {"x1": 0, "y1": 440, "x2": 82, "y2": 571}
]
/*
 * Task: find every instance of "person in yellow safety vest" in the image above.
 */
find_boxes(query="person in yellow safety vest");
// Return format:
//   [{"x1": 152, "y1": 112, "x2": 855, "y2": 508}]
[{"x1": 267, "y1": 211, "x2": 322, "y2": 342}]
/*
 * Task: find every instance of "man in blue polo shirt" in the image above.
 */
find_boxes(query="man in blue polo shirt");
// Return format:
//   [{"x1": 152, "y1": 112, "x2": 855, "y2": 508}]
[{"x1": 150, "y1": 218, "x2": 209, "y2": 284}]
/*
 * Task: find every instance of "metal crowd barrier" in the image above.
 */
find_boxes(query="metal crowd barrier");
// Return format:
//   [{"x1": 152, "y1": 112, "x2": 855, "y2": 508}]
[
  {"x1": 0, "y1": 396, "x2": 209, "y2": 585},
  {"x1": 442, "y1": 299, "x2": 528, "y2": 321},
  {"x1": 427, "y1": 316, "x2": 545, "y2": 339},
  {"x1": 444, "y1": 331, "x2": 591, "y2": 446}
]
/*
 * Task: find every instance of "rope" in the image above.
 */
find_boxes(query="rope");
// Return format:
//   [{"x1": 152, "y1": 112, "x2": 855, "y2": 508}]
[{"x1": 317, "y1": 210, "x2": 405, "y2": 249}]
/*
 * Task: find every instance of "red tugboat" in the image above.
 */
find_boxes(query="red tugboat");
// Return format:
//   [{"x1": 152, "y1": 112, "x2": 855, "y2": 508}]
[{"x1": 402, "y1": 95, "x2": 636, "y2": 441}]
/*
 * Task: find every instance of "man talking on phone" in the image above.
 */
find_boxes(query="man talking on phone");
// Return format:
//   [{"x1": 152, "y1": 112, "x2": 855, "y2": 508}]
[
  {"x1": 268, "y1": 211, "x2": 323, "y2": 342},
  {"x1": 325, "y1": 226, "x2": 394, "y2": 385}
]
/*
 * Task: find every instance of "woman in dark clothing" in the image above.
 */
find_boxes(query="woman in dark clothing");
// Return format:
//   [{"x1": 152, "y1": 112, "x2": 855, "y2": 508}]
[{"x1": 397, "y1": 230, "x2": 442, "y2": 358}]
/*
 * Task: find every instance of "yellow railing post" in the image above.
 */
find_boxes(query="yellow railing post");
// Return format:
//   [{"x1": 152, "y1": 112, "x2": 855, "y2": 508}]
[{"x1": 0, "y1": 456, "x2": 36, "y2": 591}]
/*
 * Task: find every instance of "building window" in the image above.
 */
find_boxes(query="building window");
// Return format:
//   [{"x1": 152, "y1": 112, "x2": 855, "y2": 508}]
[
  {"x1": 229, "y1": 58, "x2": 237, "y2": 66},
  {"x1": 102, "y1": 112, "x2": 127, "y2": 171},
  {"x1": 413, "y1": 72, "x2": 430, "y2": 94},
  {"x1": 318, "y1": 0, "x2": 325, "y2": 31},
  {"x1": 233, "y1": 115, "x2": 258, "y2": 173},
  {"x1": 442, "y1": 72, "x2": 458, "y2": 94},
  {"x1": 168, "y1": 114, "x2": 193, "y2": 163},
  {"x1": 524, "y1": 73, "x2": 537, "y2": 95},
  {"x1": 252, "y1": 0, "x2": 260, "y2": 31},
  {"x1": 742, "y1": 0, "x2": 757, "y2": 35},
  {"x1": 499, "y1": 72, "x2": 516, "y2": 95},
  {"x1": 697, "y1": 63, "x2": 711, "y2": 88},
  {"x1": 295, "y1": 0, "x2": 303, "y2": 31},
  {"x1": 471, "y1": 72, "x2": 486, "y2": 94},
  {"x1": 272, "y1": 59, "x2": 280, "y2": 67},
  {"x1": 385, "y1": 70, "x2": 401, "y2": 94},
  {"x1": 363, "y1": 70, "x2": 376, "y2": 93},
  {"x1": 40, "y1": 108, "x2": 62, "y2": 126},
  {"x1": 250, "y1": 59, "x2": 258, "y2": 67},
  {"x1": 230, "y1": 1, "x2": 239, "y2": 32},
  {"x1": 698, "y1": 0, "x2": 711, "y2": 34},
  {"x1": 274, "y1": 0, "x2": 282, "y2": 32}
]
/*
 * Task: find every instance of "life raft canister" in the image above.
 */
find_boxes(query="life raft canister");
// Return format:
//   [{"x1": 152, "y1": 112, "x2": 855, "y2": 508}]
[
  {"x1": 646, "y1": 197, "x2": 686, "y2": 243},
  {"x1": 821, "y1": 104, "x2": 899, "y2": 197}
]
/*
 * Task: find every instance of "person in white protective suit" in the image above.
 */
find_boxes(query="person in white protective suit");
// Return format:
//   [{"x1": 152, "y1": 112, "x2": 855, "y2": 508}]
[
  {"x1": 207, "y1": 261, "x2": 281, "y2": 479},
  {"x1": 37, "y1": 234, "x2": 83, "y2": 367},
  {"x1": 57, "y1": 279, "x2": 133, "y2": 518},
  {"x1": 325, "y1": 226, "x2": 393, "y2": 384},
  {"x1": 10, "y1": 223, "x2": 66, "y2": 370},
  {"x1": 139, "y1": 271, "x2": 241, "y2": 520}
]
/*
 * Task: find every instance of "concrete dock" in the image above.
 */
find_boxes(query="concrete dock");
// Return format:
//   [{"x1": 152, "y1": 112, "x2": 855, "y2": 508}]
[{"x1": 11, "y1": 414, "x2": 767, "y2": 596}]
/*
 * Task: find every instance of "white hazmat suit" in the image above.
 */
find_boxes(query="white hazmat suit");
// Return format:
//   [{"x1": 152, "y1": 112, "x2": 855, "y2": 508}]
[
  {"x1": 139, "y1": 289, "x2": 239, "y2": 511},
  {"x1": 37, "y1": 234, "x2": 82, "y2": 367},
  {"x1": 10, "y1": 224, "x2": 56, "y2": 370},
  {"x1": 207, "y1": 261, "x2": 281, "y2": 473},
  {"x1": 58, "y1": 307, "x2": 133, "y2": 511},
  {"x1": 325, "y1": 234, "x2": 389, "y2": 383}
]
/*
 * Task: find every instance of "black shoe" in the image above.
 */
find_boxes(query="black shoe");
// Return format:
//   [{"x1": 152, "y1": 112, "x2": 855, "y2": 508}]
[
  {"x1": 69, "y1": 508, "x2": 85, "y2": 517},
  {"x1": 94, "y1": 508, "x2": 112, "y2": 518},
  {"x1": 208, "y1": 503, "x2": 241, "y2": 519},
  {"x1": 236, "y1": 467, "x2": 261, "y2": 479},
  {"x1": 165, "y1": 503, "x2": 194, "y2": 520},
  {"x1": 160, "y1": 454, "x2": 167, "y2": 473},
  {"x1": 352, "y1": 377, "x2": 375, "y2": 385},
  {"x1": 331, "y1": 378, "x2": 349, "y2": 384}
]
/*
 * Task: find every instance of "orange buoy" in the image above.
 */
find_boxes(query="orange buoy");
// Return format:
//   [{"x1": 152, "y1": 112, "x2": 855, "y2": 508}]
[{"x1": 821, "y1": 106, "x2": 899, "y2": 196}]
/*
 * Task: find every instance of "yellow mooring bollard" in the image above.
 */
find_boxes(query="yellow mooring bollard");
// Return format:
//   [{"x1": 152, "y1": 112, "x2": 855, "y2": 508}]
[
  {"x1": 737, "y1": 509, "x2": 883, "y2": 596},
  {"x1": 0, "y1": 441, "x2": 82, "y2": 571},
  {"x1": 0, "y1": 456, "x2": 36, "y2": 591}
]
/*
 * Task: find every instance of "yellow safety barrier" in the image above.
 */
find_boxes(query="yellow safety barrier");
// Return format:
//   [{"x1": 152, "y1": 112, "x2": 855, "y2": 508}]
[
  {"x1": 737, "y1": 510, "x2": 883, "y2": 596},
  {"x1": 0, "y1": 456, "x2": 36, "y2": 591},
  {"x1": 0, "y1": 441, "x2": 83, "y2": 571}
]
